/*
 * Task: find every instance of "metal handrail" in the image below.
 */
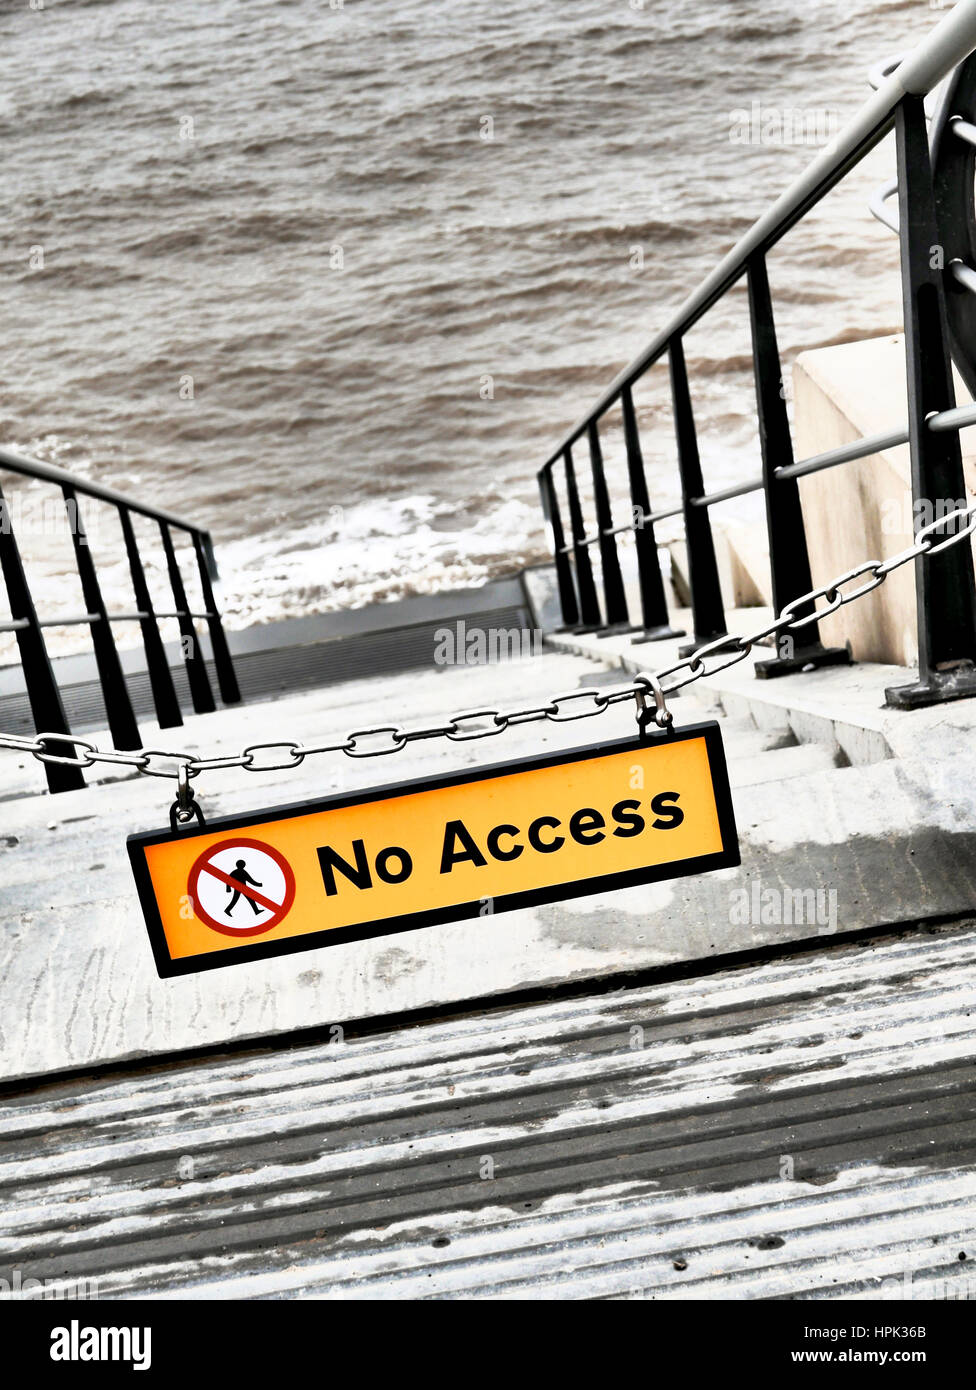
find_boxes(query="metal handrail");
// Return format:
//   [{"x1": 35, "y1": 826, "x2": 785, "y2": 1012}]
[
  {"x1": 0, "y1": 443, "x2": 242, "y2": 793},
  {"x1": 0, "y1": 608, "x2": 218, "y2": 632},
  {"x1": 0, "y1": 443, "x2": 201, "y2": 532},
  {"x1": 555, "y1": 399, "x2": 976, "y2": 557},
  {"x1": 538, "y1": 0, "x2": 976, "y2": 707}
]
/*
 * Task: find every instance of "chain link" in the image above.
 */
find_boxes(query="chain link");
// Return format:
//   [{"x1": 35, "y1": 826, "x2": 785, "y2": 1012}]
[{"x1": 4, "y1": 504, "x2": 975, "y2": 786}]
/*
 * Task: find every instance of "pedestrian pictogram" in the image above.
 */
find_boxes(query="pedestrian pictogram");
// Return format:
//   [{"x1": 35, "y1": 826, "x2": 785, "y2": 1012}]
[
  {"x1": 187, "y1": 837, "x2": 296, "y2": 937},
  {"x1": 225, "y1": 860, "x2": 264, "y2": 917}
]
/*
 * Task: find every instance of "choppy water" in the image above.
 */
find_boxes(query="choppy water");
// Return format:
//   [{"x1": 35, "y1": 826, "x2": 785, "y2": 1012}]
[{"x1": 0, "y1": 0, "x2": 938, "y2": 641}]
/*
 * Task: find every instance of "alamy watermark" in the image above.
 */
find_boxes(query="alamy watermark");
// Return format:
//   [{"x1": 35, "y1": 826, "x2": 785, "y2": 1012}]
[
  {"x1": 877, "y1": 1267, "x2": 975, "y2": 1300},
  {"x1": 0, "y1": 493, "x2": 98, "y2": 541},
  {"x1": 50, "y1": 1320, "x2": 150, "y2": 1371},
  {"x1": 730, "y1": 879, "x2": 837, "y2": 932},
  {"x1": 729, "y1": 102, "x2": 840, "y2": 147},
  {"x1": 434, "y1": 621, "x2": 543, "y2": 666},
  {"x1": 0, "y1": 1267, "x2": 98, "y2": 1300},
  {"x1": 880, "y1": 495, "x2": 970, "y2": 537}
]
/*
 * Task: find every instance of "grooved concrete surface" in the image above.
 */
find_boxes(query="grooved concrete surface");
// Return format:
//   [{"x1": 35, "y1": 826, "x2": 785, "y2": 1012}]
[
  {"x1": 0, "y1": 922, "x2": 973, "y2": 1299},
  {"x1": 2, "y1": 623, "x2": 976, "y2": 1082}
]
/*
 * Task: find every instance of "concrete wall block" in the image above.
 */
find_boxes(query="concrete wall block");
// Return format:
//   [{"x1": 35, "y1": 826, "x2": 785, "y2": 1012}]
[
  {"x1": 833, "y1": 722, "x2": 891, "y2": 768},
  {"x1": 786, "y1": 708, "x2": 842, "y2": 751},
  {"x1": 793, "y1": 334, "x2": 976, "y2": 668}
]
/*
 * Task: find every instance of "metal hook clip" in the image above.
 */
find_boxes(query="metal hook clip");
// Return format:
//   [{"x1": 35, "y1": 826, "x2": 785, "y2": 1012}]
[
  {"x1": 169, "y1": 762, "x2": 205, "y2": 833},
  {"x1": 634, "y1": 672, "x2": 673, "y2": 732}
]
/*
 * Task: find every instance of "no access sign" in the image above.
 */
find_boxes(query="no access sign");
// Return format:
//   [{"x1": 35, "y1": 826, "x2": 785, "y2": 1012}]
[{"x1": 128, "y1": 723, "x2": 739, "y2": 979}]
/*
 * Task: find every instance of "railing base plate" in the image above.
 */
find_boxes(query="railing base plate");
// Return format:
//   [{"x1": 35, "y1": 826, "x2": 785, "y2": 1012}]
[
  {"x1": 885, "y1": 661, "x2": 976, "y2": 709},
  {"x1": 754, "y1": 643, "x2": 852, "y2": 680},
  {"x1": 630, "y1": 624, "x2": 687, "y2": 645},
  {"x1": 595, "y1": 623, "x2": 645, "y2": 639}
]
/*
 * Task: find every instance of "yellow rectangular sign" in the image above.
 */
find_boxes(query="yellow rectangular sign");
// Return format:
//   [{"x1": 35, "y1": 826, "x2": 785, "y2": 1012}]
[{"x1": 128, "y1": 724, "x2": 739, "y2": 978}]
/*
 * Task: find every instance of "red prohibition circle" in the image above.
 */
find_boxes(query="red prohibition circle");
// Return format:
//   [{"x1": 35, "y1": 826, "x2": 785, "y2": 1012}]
[{"x1": 188, "y1": 836, "x2": 297, "y2": 938}]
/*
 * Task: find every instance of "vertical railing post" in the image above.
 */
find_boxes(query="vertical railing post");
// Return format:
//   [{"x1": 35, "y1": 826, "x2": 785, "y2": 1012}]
[
  {"x1": 192, "y1": 530, "x2": 241, "y2": 705},
  {"x1": 668, "y1": 338, "x2": 727, "y2": 656},
  {"x1": 118, "y1": 506, "x2": 182, "y2": 730},
  {"x1": 159, "y1": 522, "x2": 216, "y2": 714},
  {"x1": 885, "y1": 93, "x2": 976, "y2": 708},
  {"x1": 563, "y1": 445, "x2": 602, "y2": 630},
  {"x1": 747, "y1": 252, "x2": 850, "y2": 677},
  {"x1": 63, "y1": 484, "x2": 141, "y2": 750},
  {"x1": 538, "y1": 466, "x2": 579, "y2": 629},
  {"x1": 0, "y1": 483, "x2": 85, "y2": 793},
  {"x1": 621, "y1": 384, "x2": 683, "y2": 643},
  {"x1": 587, "y1": 420, "x2": 632, "y2": 632}
]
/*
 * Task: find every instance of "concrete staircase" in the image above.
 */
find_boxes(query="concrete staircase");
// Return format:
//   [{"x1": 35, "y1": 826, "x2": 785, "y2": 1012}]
[{"x1": 2, "y1": 610, "x2": 976, "y2": 1085}]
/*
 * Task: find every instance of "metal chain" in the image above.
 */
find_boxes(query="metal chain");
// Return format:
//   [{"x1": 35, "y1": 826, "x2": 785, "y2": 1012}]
[{"x1": 4, "y1": 502, "x2": 976, "y2": 786}]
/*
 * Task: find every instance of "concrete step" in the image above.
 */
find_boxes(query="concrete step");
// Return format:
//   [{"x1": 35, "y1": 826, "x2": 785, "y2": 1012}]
[
  {"x1": 1, "y1": 639, "x2": 973, "y2": 1086},
  {"x1": 0, "y1": 649, "x2": 604, "y2": 805},
  {"x1": 727, "y1": 740, "x2": 841, "y2": 788},
  {"x1": 548, "y1": 609, "x2": 897, "y2": 765},
  {"x1": 0, "y1": 737, "x2": 836, "y2": 911}
]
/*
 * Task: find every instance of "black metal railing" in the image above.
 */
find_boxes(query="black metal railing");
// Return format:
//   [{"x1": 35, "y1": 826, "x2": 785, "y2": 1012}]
[
  {"x1": 0, "y1": 446, "x2": 240, "y2": 793},
  {"x1": 537, "y1": 1, "x2": 976, "y2": 711}
]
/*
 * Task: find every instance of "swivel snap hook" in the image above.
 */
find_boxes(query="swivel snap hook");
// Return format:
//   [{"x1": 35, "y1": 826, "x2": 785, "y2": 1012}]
[
  {"x1": 169, "y1": 761, "x2": 205, "y2": 833},
  {"x1": 634, "y1": 673, "x2": 673, "y2": 732}
]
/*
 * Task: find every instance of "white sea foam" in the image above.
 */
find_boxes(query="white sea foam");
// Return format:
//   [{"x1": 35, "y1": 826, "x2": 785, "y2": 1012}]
[{"x1": 218, "y1": 495, "x2": 547, "y2": 630}]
